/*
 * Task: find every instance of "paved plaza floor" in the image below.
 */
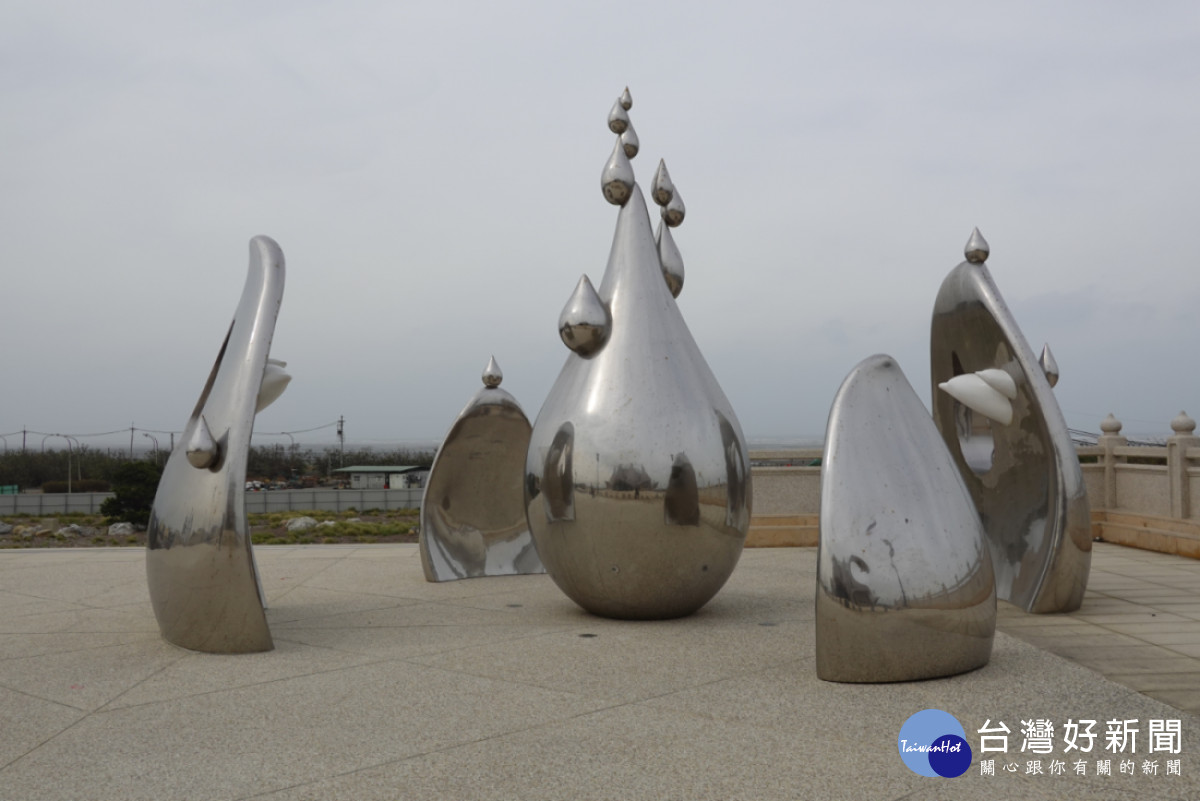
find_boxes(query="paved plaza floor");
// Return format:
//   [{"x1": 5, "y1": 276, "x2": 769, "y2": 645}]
[{"x1": 1, "y1": 542, "x2": 1198, "y2": 800}]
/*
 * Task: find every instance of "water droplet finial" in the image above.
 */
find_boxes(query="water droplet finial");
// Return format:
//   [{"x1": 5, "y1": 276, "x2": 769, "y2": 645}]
[
  {"x1": 619, "y1": 86, "x2": 632, "y2": 111},
  {"x1": 558, "y1": 275, "x2": 611, "y2": 356},
  {"x1": 662, "y1": 187, "x2": 686, "y2": 228},
  {"x1": 1039, "y1": 344, "x2": 1059, "y2": 388},
  {"x1": 186, "y1": 415, "x2": 220, "y2": 469},
  {"x1": 607, "y1": 97, "x2": 630, "y2": 134},
  {"x1": 965, "y1": 228, "x2": 990, "y2": 264},
  {"x1": 657, "y1": 219, "x2": 685, "y2": 298},
  {"x1": 621, "y1": 123, "x2": 639, "y2": 159},
  {"x1": 482, "y1": 356, "x2": 503, "y2": 388},
  {"x1": 601, "y1": 137, "x2": 635, "y2": 206},
  {"x1": 652, "y1": 161, "x2": 685, "y2": 227},
  {"x1": 651, "y1": 160, "x2": 674, "y2": 206}
]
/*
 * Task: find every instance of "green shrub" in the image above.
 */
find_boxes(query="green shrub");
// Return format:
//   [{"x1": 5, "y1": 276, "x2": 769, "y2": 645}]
[{"x1": 100, "y1": 462, "x2": 163, "y2": 526}]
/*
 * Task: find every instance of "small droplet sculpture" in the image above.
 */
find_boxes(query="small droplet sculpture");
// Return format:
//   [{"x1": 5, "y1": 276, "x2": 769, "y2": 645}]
[
  {"x1": 817, "y1": 355, "x2": 996, "y2": 682},
  {"x1": 525, "y1": 88, "x2": 752, "y2": 619},
  {"x1": 146, "y1": 236, "x2": 290, "y2": 653},
  {"x1": 930, "y1": 229, "x2": 1091, "y2": 613},
  {"x1": 420, "y1": 357, "x2": 543, "y2": 581}
]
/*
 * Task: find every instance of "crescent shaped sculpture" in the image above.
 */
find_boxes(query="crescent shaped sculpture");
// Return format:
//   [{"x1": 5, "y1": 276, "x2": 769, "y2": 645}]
[
  {"x1": 525, "y1": 89, "x2": 751, "y2": 620},
  {"x1": 145, "y1": 236, "x2": 287, "y2": 653},
  {"x1": 930, "y1": 229, "x2": 1091, "y2": 614},
  {"x1": 420, "y1": 356, "x2": 543, "y2": 581},
  {"x1": 816, "y1": 355, "x2": 996, "y2": 682}
]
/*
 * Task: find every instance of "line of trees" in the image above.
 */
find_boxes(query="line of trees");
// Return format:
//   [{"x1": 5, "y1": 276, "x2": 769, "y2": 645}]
[
  {"x1": 0, "y1": 446, "x2": 126, "y2": 490},
  {"x1": 246, "y1": 445, "x2": 435, "y2": 482},
  {"x1": 0, "y1": 445, "x2": 436, "y2": 491}
]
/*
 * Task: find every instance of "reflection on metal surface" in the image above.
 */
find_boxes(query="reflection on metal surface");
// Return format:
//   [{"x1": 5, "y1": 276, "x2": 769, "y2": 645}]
[
  {"x1": 651, "y1": 159, "x2": 675, "y2": 207},
  {"x1": 664, "y1": 453, "x2": 700, "y2": 526},
  {"x1": 931, "y1": 230, "x2": 1091, "y2": 613},
  {"x1": 620, "y1": 123, "x2": 640, "y2": 159},
  {"x1": 420, "y1": 358, "x2": 542, "y2": 582},
  {"x1": 559, "y1": 275, "x2": 611, "y2": 357},
  {"x1": 525, "y1": 90, "x2": 751, "y2": 620},
  {"x1": 1040, "y1": 343, "x2": 1060, "y2": 388},
  {"x1": 652, "y1": 159, "x2": 686, "y2": 227},
  {"x1": 964, "y1": 226, "x2": 990, "y2": 264},
  {"x1": 540, "y1": 422, "x2": 575, "y2": 522},
  {"x1": 817, "y1": 355, "x2": 995, "y2": 682},
  {"x1": 656, "y1": 219, "x2": 684, "y2": 298},
  {"x1": 651, "y1": 158, "x2": 686, "y2": 298},
  {"x1": 146, "y1": 236, "x2": 287, "y2": 653},
  {"x1": 185, "y1": 415, "x2": 220, "y2": 469},
  {"x1": 482, "y1": 355, "x2": 503, "y2": 388},
  {"x1": 607, "y1": 96, "x2": 630, "y2": 134},
  {"x1": 602, "y1": 139, "x2": 634, "y2": 206}
]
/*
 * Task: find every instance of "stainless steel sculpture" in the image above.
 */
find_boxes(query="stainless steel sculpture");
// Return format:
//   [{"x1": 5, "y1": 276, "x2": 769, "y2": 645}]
[
  {"x1": 146, "y1": 236, "x2": 289, "y2": 653},
  {"x1": 930, "y1": 229, "x2": 1091, "y2": 614},
  {"x1": 817, "y1": 355, "x2": 996, "y2": 682},
  {"x1": 420, "y1": 357, "x2": 542, "y2": 581},
  {"x1": 525, "y1": 89, "x2": 751, "y2": 619}
]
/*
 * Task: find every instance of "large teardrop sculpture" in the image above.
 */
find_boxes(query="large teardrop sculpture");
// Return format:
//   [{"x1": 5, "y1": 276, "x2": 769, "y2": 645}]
[
  {"x1": 817, "y1": 355, "x2": 995, "y2": 682},
  {"x1": 525, "y1": 92, "x2": 751, "y2": 619},
  {"x1": 930, "y1": 229, "x2": 1091, "y2": 613},
  {"x1": 146, "y1": 236, "x2": 287, "y2": 653},
  {"x1": 420, "y1": 357, "x2": 542, "y2": 581}
]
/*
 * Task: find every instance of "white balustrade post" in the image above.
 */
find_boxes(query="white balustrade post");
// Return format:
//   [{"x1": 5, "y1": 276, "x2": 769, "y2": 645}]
[
  {"x1": 1167, "y1": 412, "x2": 1198, "y2": 520},
  {"x1": 1097, "y1": 414, "x2": 1126, "y2": 510}
]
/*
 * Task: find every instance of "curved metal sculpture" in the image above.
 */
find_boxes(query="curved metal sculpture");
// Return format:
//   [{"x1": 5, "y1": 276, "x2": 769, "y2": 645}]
[
  {"x1": 146, "y1": 236, "x2": 289, "y2": 653},
  {"x1": 420, "y1": 357, "x2": 542, "y2": 581},
  {"x1": 525, "y1": 89, "x2": 751, "y2": 620},
  {"x1": 930, "y1": 229, "x2": 1091, "y2": 614},
  {"x1": 816, "y1": 355, "x2": 996, "y2": 682}
]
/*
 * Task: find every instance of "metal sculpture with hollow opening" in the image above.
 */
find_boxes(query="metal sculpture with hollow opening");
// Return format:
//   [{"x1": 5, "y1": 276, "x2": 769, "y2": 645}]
[{"x1": 146, "y1": 236, "x2": 290, "y2": 653}]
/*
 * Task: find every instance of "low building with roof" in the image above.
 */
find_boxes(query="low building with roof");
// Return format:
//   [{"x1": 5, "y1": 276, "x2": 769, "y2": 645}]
[{"x1": 332, "y1": 465, "x2": 428, "y2": 490}]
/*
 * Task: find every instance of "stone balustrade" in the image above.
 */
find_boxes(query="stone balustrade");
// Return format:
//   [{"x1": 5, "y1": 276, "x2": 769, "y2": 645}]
[{"x1": 747, "y1": 412, "x2": 1200, "y2": 559}]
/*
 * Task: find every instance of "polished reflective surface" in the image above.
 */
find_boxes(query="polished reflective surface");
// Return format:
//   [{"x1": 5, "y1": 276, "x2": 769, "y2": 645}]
[
  {"x1": 620, "y1": 123, "x2": 640, "y2": 159},
  {"x1": 420, "y1": 358, "x2": 542, "y2": 581},
  {"x1": 817, "y1": 355, "x2": 996, "y2": 682},
  {"x1": 656, "y1": 219, "x2": 684, "y2": 298},
  {"x1": 1040, "y1": 343, "x2": 1060, "y2": 388},
  {"x1": 938, "y1": 370, "x2": 1015, "y2": 426},
  {"x1": 558, "y1": 275, "x2": 611, "y2": 357},
  {"x1": 931, "y1": 231, "x2": 1091, "y2": 613},
  {"x1": 601, "y1": 138, "x2": 634, "y2": 206},
  {"x1": 526, "y1": 93, "x2": 750, "y2": 619},
  {"x1": 146, "y1": 236, "x2": 286, "y2": 653}
]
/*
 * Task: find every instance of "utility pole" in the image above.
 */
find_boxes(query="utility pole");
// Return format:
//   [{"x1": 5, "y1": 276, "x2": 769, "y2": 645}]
[
  {"x1": 129, "y1": 424, "x2": 135, "y2": 458},
  {"x1": 337, "y1": 416, "x2": 345, "y2": 467}
]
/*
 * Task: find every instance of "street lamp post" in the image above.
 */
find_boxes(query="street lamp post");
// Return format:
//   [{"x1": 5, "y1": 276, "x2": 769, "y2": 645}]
[
  {"x1": 66, "y1": 436, "x2": 81, "y2": 483},
  {"x1": 41, "y1": 434, "x2": 75, "y2": 492},
  {"x1": 143, "y1": 433, "x2": 160, "y2": 465}
]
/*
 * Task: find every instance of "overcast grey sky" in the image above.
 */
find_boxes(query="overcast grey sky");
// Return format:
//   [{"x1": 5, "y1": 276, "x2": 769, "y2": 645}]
[{"x1": 2, "y1": 1, "x2": 1197, "y2": 451}]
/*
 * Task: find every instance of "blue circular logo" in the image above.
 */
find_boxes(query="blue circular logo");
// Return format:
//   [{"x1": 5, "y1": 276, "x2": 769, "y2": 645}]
[{"x1": 898, "y1": 709, "x2": 972, "y2": 778}]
